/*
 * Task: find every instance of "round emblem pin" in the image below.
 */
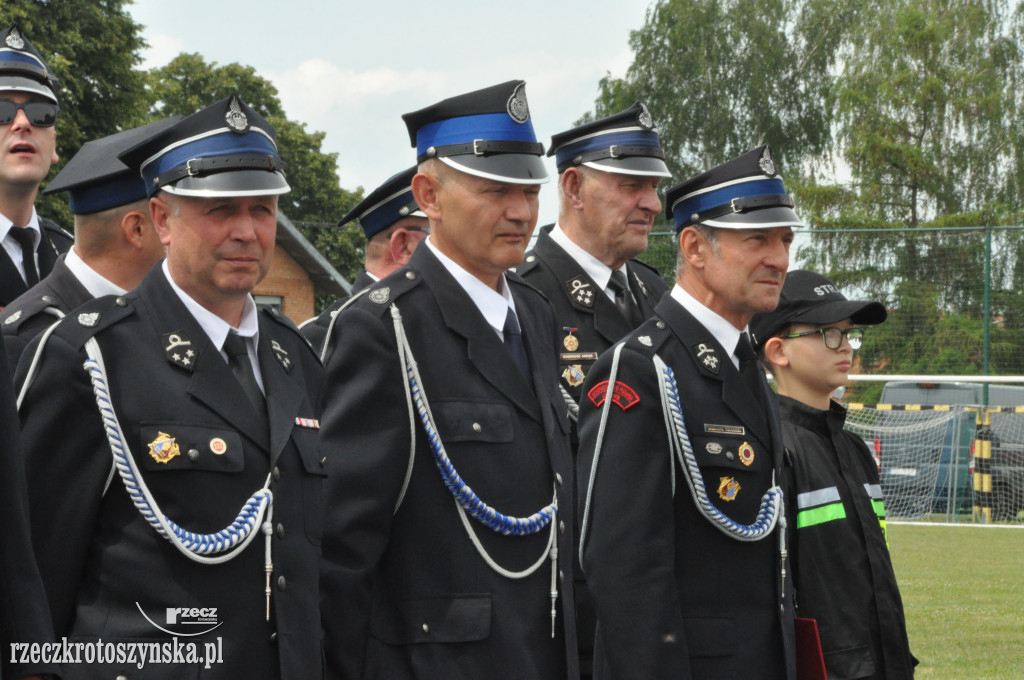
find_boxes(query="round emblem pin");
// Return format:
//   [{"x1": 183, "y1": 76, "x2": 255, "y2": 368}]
[
  {"x1": 738, "y1": 441, "x2": 755, "y2": 466},
  {"x1": 563, "y1": 328, "x2": 579, "y2": 352},
  {"x1": 5, "y1": 28, "x2": 25, "y2": 50},
  {"x1": 210, "y1": 437, "x2": 228, "y2": 455}
]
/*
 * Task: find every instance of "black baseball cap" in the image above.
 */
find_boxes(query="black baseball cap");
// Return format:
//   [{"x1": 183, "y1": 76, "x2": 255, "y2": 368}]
[{"x1": 749, "y1": 270, "x2": 887, "y2": 350}]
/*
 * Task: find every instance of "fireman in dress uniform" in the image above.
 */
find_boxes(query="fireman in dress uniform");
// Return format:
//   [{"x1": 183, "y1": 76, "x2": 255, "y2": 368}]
[{"x1": 577, "y1": 145, "x2": 800, "y2": 680}]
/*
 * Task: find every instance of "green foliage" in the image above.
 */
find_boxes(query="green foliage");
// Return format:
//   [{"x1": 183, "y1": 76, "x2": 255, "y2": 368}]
[{"x1": 4, "y1": 0, "x2": 149, "y2": 228}]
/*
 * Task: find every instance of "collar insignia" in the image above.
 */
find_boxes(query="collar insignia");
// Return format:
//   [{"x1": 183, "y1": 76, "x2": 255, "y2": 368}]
[
  {"x1": 566, "y1": 276, "x2": 595, "y2": 308},
  {"x1": 638, "y1": 335, "x2": 652, "y2": 347},
  {"x1": 271, "y1": 339, "x2": 292, "y2": 371},
  {"x1": 77, "y1": 312, "x2": 100, "y2": 327},
  {"x1": 162, "y1": 331, "x2": 197, "y2": 371},
  {"x1": 694, "y1": 342, "x2": 719, "y2": 373},
  {"x1": 3, "y1": 310, "x2": 21, "y2": 325}
]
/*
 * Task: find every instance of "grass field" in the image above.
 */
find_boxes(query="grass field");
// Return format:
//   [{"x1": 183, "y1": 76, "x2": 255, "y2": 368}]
[{"x1": 888, "y1": 522, "x2": 1024, "y2": 679}]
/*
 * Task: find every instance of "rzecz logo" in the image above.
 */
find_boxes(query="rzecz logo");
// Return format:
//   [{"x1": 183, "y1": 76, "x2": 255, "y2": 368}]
[{"x1": 137, "y1": 603, "x2": 223, "y2": 636}]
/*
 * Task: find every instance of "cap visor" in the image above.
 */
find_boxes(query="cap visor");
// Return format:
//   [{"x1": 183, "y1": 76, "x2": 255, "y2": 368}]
[
  {"x1": 791, "y1": 299, "x2": 888, "y2": 326},
  {"x1": 162, "y1": 170, "x2": 291, "y2": 198},
  {"x1": 442, "y1": 154, "x2": 549, "y2": 185},
  {"x1": 702, "y1": 205, "x2": 805, "y2": 229},
  {"x1": 584, "y1": 156, "x2": 671, "y2": 178},
  {"x1": 0, "y1": 75, "x2": 57, "y2": 102}
]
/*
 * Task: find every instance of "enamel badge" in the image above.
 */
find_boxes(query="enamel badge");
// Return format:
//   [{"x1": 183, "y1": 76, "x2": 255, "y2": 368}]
[
  {"x1": 210, "y1": 437, "x2": 228, "y2": 455},
  {"x1": 148, "y1": 432, "x2": 181, "y2": 464},
  {"x1": 738, "y1": 441, "x2": 755, "y2": 467},
  {"x1": 562, "y1": 328, "x2": 579, "y2": 352},
  {"x1": 718, "y1": 477, "x2": 741, "y2": 502},
  {"x1": 561, "y1": 364, "x2": 585, "y2": 388}
]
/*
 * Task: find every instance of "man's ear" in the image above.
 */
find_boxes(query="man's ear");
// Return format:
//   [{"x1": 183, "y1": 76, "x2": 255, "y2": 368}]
[
  {"x1": 149, "y1": 196, "x2": 173, "y2": 247},
  {"x1": 411, "y1": 171, "x2": 442, "y2": 221},
  {"x1": 678, "y1": 226, "x2": 706, "y2": 270},
  {"x1": 561, "y1": 167, "x2": 585, "y2": 210},
  {"x1": 121, "y1": 210, "x2": 148, "y2": 248}
]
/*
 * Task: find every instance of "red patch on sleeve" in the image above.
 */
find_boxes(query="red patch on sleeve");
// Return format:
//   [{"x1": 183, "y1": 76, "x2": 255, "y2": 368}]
[{"x1": 587, "y1": 380, "x2": 641, "y2": 411}]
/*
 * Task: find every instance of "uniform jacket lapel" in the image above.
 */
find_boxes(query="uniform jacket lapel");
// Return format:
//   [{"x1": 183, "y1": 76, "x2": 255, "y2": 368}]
[
  {"x1": 414, "y1": 247, "x2": 541, "y2": 422},
  {"x1": 138, "y1": 269, "x2": 271, "y2": 453},
  {"x1": 532, "y1": 229, "x2": 632, "y2": 344},
  {"x1": 0, "y1": 247, "x2": 28, "y2": 305},
  {"x1": 257, "y1": 325, "x2": 306, "y2": 468},
  {"x1": 655, "y1": 296, "x2": 772, "y2": 439}
]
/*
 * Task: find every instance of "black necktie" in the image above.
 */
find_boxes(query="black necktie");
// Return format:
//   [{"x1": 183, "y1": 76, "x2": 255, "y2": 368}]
[
  {"x1": 224, "y1": 332, "x2": 267, "y2": 416},
  {"x1": 9, "y1": 227, "x2": 39, "y2": 286},
  {"x1": 608, "y1": 269, "x2": 642, "y2": 327},
  {"x1": 503, "y1": 307, "x2": 532, "y2": 380},
  {"x1": 735, "y1": 332, "x2": 766, "y2": 410}
]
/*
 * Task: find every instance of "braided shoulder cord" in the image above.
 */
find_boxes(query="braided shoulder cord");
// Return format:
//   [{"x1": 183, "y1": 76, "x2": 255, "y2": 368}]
[
  {"x1": 389, "y1": 304, "x2": 557, "y2": 537},
  {"x1": 653, "y1": 354, "x2": 781, "y2": 541},
  {"x1": 82, "y1": 338, "x2": 273, "y2": 564}
]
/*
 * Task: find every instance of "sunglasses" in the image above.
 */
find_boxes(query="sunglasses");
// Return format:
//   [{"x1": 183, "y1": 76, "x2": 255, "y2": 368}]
[
  {"x1": 782, "y1": 326, "x2": 865, "y2": 350},
  {"x1": 0, "y1": 100, "x2": 60, "y2": 127}
]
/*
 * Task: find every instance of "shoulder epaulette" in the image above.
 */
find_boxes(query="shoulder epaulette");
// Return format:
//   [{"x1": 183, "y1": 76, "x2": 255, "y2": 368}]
[
  {"x1": 1, "y1": 293, "x2": 61, "y2": 332},
  {"x1": 350, "y1": 267, "x2": 423, "y2": 318},
  {"x1": 510, "y1": 250, "x2": 542, "y2": 276},
  {"x1": 50, "y1": 294, "x2": 135, "y2": 350}
]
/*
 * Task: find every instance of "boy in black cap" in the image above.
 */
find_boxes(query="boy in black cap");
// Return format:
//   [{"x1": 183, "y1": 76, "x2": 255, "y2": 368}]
[
  {"x1": 0, "y1": 24, "x2": 71, "y2": 307},
  {"x1": 299, "y1": 165, "x2": 428, "y2": 360},
  {"x1": 320, "y1": 80, "x2": 578, "y2": 680},
  {"x1": 751, "y1": 270, "x2": 917, "y2": 680},
  {"x1": 1, "y1": 116, "x2": 179, "y2": 367}
]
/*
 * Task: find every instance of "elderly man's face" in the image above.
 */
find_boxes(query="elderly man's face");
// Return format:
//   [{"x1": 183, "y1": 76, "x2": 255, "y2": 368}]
[
  {"x1": 422, "y1": 165, "x2": 540, "y2": 289},
  {"x1": 152, "y1": 193, "x2": 277, "y2": 319},
  {"x1": 0, "y1": 92, "x2": 58, "y2": 191},
  {"x1": 576, "y1": 169, "x2": 661, "y2": 268}
]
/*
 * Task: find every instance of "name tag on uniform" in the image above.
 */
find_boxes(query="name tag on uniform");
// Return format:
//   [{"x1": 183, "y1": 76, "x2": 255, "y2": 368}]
[
  {"x1": 705, "y1": 423, "x2": 745, "y2": 436},
  {"x1": 295, "y1": 417, "x2": 320, "y2": 430}
]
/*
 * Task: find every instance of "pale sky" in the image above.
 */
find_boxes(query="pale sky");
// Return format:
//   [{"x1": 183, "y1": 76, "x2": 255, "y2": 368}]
[{"x1": 128, "y1": 0, "x2": 656, "y2": 224}]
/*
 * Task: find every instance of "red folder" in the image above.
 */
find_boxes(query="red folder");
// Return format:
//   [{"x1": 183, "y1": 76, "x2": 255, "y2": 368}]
[{"x1": 795, "y1": 616, "x2": 828, "y2": 680}]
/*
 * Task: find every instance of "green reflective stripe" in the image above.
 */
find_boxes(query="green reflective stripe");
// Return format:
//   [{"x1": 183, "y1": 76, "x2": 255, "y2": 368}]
[
  {"x1": 879, "y1": 518, "x2": 889, "y2": 548},
  {"x1": 871, "y1": 498, "x2": 885, "y2": 517},
  {"x1": 797, "y1": 502, "x2": 847, "y2": 528}
]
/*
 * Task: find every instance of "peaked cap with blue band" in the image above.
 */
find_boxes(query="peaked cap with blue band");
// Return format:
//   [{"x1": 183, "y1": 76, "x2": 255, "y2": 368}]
[
  {"x1": 44, "y1": 116, "x2": 183, "y2": 214},
  {"x1": 665, "y1": 145, "x2": 804, "y2": 232},
  {"x1": 338, "y1": 166, "x2": 425, "y2": 240},
  {"x1": 118, "y1": 94, "x2": 289, "y2": 198},
  {"x1": 0, "y1": 25, "x2": 60, "y2": 103},
  {"x1": 402, "y1": 80, "x2": 549, "y2": 185},
  {"x1": 549, "y1": 101, "x2": 670, "y2": 177}
]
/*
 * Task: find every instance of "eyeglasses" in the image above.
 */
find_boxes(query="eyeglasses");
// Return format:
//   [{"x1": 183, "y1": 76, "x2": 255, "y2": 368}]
[
  {"x1": 0, "y1": 100, "x2": 59, "y2": 127},
  {"x1": 782, "y1": 327, "x2": 865, "y2": 350}
]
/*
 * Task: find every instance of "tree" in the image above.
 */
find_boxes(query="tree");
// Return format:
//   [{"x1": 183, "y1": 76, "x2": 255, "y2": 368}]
[
  {"x1": 145, "y1": 54, "x2": 364, "y2": 287},
  {"x1": 4, "y1": 0, "x2": 149, "y2": 228}
]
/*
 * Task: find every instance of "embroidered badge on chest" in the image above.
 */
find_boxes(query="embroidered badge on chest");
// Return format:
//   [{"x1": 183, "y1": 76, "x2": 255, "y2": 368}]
[
  {"x1": 694, "y1": 342, "x2": 719, "y2": 373},
  {"x1": 271, "y1": 339, "x2": 292, "y2": 371},
  {"x1": 587, "y1": 380, "x2": 640, "y2": 411}
]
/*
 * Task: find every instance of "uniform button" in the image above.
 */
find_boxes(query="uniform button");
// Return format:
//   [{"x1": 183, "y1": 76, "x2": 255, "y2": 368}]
[
  {"x1": 269, "y1": 631, "x2": 278, "y2": 644},
  {"x1": 116, "y1": 676, "x2": 128, "y2": 680},
  {"x1": 472, "y1": 422, "x2": 482, "y2": 433},
  {"x1": 656, "y1": 321, "x2": 666, "y2": 329},
  {"x1": 726, "y1": 451, "x2": 735, "y2": 460},
  {"x1": 320, "y1": 456, "x2": 327, "y2": 467},
  {"x1": 526, "y1": 255, "x2": 536, "y2": 263},
  {"x1": 421, "y1": 623, "x2": 430, "y2": 634},
  {"x1": 406, "y1": 271, "x2": 416, "y2": 280},
  {"x1": 273, "y1": 466, "x2": 281, "y2": 481},
  {"x1": 559, "y1": 521, "x2": 565, "y2": 535},
  {"x1": 115, "y1": 296, "x2": 128, "y2": 307},
  {"x1": 41, "y1": 295, "x2": 54, "y2": 304},
  {"x1": 559, "y1": 570, "x2": 564, "y2": 581},
  {"x1": 555, "y1": 472, "x2": 563, "y2": 486},
  {"x1": 277, "y1": 575, "x2": 287, "y2": 591},
  {"x1": 188, "y1": 448, "x2": 199, "y2": 461},
  {"x1": 276, "y1": 523, "x2": 285, "y2": 539}
]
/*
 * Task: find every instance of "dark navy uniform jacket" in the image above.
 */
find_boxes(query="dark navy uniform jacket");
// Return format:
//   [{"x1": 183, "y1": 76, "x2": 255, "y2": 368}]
[
  {"x1": 300, "y1": 268, "x2": 375, "y2": 361},
  {"x1": 1, "y1": 253, "x2": 90, "y2": 367},
  {"x1": 578, "y1": 294, "x2": 795, "y2": 680},
  {"x1": 0, "y1": 335, "x2": 57, "y2": 679},
  {"x1": 515, "y1": 226, "x2": 668, "y2": 403},
  {"x1": 319, "y1": 244, "x2": 578, "y2": 680},
  {"x1": 16, "y1": 264, "x2": 325, "y2": 680},
  {"x1": 0, "y1": 216, "x2": 73, "y2": 307}
]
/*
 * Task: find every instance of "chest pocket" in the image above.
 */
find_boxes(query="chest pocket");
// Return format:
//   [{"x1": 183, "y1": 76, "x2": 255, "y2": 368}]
[
  {"x1": 139, "y1": 423, "x2": 244, "y2": 473},
  {"x1": 690, "y1": 431, "x2": 766, "y2": 473},
  {"x1": 432, "y1": 400, "x2": 514, "y2": 444}
]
